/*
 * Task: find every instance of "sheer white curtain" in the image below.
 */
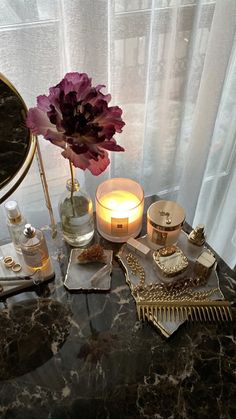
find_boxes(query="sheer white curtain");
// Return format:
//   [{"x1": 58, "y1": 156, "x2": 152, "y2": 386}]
[{"x1": 0, "y1": 0, "x2": 236, "y2": 269}]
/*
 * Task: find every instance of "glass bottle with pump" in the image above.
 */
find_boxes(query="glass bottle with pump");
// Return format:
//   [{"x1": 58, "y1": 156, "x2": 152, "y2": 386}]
[
  {"x1": 20, "y1": 223, "x2": 50, "y2": 271},
  {"x1": 4, "y1": 200, "x2": 26, "y2": 252}
]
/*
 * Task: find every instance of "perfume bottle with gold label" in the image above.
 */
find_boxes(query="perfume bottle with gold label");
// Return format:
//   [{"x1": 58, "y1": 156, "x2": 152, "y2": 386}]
[{"x1": 20, "y1": 224, "x2": 50, "y2": 271}]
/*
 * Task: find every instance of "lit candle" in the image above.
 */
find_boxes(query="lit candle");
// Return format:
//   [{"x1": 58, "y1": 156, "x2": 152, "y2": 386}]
[{"x1": 96, "y1": 179, "x2": 144, "y2": 242}]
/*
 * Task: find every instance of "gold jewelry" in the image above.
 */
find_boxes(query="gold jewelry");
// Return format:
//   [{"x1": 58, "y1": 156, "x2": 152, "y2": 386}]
[
  {"x1": 133, "y1": 282, "x2": 219, "y2": 302},
  {"x1": 126, "y1": 253, "x2": 145, "y2": 284},
  {"x1": 12, "y1": 263, "x2": 22, "y2": 272},
  {"x1": 159, "y1": 246, "x2": 176, "y2": 256},
  {"x1": 2, "y1": 256, "x2": 22, "y2": 272},
  {"x1": 125, "y1": 252, "x2": 215, "y2": 301},
  {"x1": 3, "y1": 256, "x2": 15, "y2": 268},
  {"x1": 121, "y1": 250, "x2": 229, "y2": 324}
]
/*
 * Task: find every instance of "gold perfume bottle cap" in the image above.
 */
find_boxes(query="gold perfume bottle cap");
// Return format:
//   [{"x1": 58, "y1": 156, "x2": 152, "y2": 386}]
[
  {"x1": 188, "y1": 224, "x2": 206, "y2": 246},
  {"x1": 23, "y1": 223, "x2": 36, "y2": 238}
]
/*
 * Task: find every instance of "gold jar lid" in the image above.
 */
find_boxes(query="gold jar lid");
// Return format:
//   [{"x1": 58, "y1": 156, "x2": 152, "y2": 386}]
[{"x1": 147, "y1": 200, "x2": 185, "y2": 232}]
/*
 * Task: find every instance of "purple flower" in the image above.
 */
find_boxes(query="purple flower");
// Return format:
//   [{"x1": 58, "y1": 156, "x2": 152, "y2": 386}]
[{"x1": 26, "y1": 72, "x2": 125, "y2": 175}]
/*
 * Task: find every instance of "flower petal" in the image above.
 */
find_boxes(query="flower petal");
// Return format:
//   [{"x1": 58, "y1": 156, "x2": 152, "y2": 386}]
[
  {"x1": 27, "y1": 72, "x2": 125, "y2": 174},
  {"x1": 61, "y1": 146, "x2": 90, "y2": 170},
  {"x1": 26, "y1": 108, "x2": 56, "y2": 136},
  {"x1": 60, "y1": 73, "x2": 92, "y2": 100},
  {"x1": 44, "y1": 129, "x2": 66, "y2": 148},
  {"x1": 37, "y1": 95, "x2": 51, "y2": 112},
  {"x1": 95, "y1": 105, "x2": 125, "y2": 134},
  {"x1": 61, "y1": 145, "x2": 110, "y2": 175},
  {"x1": 95, "y1": 85, "x2": 111, "y2": 103},
  {"x1": 88, "y1": 152, "x2": 110, "y2": 175},
  {"x1": 99, "y1": 138, "x2": 125, "y2": 152}
]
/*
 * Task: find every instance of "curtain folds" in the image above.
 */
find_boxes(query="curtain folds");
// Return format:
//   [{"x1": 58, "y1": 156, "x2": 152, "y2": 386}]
[{"x1": 0, "y1": 0, "x2": 236, "y2": 269}]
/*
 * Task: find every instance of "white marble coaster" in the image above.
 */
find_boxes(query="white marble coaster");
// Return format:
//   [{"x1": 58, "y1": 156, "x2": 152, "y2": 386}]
[
  {"x1": 0, "y1": 242, "x2": 55, "y2": 297},
  {"x1": 64, "y1": 248, "x2": 113, "y2": 291}
]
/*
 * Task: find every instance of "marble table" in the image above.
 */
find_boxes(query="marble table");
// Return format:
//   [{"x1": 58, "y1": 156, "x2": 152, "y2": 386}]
[{"x1": 0, "y1": 196, "x2": 235, "y2": 419}]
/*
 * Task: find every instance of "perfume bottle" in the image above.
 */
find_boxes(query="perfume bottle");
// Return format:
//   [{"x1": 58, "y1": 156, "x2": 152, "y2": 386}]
[
  {"x1": 4, "y1": 200, "x2": 26, "y2": 252},
  {"x1": 20, "y1": 223, "x2": 50, "y2": 271},
  {"x1": 59, "y1": 178, "x2": 94, "y2": 247}
]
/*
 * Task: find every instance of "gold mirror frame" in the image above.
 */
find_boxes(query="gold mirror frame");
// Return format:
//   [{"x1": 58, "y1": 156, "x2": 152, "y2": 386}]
[{"x1": 0, "y1": 73, "x2": 36, "y2": 204}]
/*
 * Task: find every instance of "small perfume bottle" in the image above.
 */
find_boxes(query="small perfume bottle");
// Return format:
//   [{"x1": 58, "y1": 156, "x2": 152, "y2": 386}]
[
  {"x1": 20, "y1": 223, "x2": 50, "y2": 271},
  {"x1": 4, "y1": 200, "x2": 26, "y2": 253}
]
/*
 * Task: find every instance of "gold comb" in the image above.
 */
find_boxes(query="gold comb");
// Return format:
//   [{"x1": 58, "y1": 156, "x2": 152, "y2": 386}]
[
  {"x1": 136, "y1": 300, "x2": 233, "y2": 322},
  {"x1": 119, "y1": 251, "x2": 233, "y2": 326}
]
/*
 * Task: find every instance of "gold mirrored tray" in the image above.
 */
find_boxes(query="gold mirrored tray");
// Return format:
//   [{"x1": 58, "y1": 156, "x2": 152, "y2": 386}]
[{"x1": 118, "y1": 231, "x2": 224, "y2": 338}]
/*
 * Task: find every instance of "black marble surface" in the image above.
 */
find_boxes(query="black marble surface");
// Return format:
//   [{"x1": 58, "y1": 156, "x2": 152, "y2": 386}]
[{"x1": 0, "y1": 196, "x2": 235, "y2": 419}]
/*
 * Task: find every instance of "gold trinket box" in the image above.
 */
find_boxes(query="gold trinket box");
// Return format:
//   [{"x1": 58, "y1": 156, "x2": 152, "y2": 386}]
[
  {"x1": 194, "y1": 250, "x2": 216, "y2": 279},
  {"x1": 147, "y1": 201, "x2": 185, "y2": 248},
  {"x1": 153, "y1": 245, "x2": 188, "y2": 276}
]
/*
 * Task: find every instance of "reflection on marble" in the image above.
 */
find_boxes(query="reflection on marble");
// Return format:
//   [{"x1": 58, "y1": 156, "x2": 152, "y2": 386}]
[
  {"x1": 0, "y1": 78, "x2": 30, "y2": 188},
  {"x1": 0, "y1": 197, "x2": 235, "y2": 418},
  {"x1": 0, "y1": 298, "x2": 71, "y2": 381}
]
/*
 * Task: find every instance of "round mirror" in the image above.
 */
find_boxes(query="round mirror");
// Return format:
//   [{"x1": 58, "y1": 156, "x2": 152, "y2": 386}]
[{"x1": 0, "y1": 73, "x2": 36, "y2": 204}]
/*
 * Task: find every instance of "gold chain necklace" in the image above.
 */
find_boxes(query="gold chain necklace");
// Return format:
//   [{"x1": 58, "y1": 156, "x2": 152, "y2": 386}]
[{"x1": 125, "y1": 252, "x2": 218, "y2": 301}]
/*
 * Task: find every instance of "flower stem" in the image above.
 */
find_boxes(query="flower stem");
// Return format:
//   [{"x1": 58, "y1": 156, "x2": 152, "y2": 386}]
[
  {"x1": 69, "y1": 160, "x2": 76, "y2": 217},
  {"x1": 69, "y1": 160, "x2": 75, "y2": 202}
]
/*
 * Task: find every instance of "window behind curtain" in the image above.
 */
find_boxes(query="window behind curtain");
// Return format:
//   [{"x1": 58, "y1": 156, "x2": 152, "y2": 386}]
[{"x1": 1, "y1": 0, "x2": 236, "y2": 270}]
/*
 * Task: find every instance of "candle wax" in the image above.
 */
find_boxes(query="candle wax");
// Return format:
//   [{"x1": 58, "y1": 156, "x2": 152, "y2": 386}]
[
  {"x1": 96, "y1": 190, "x2": 143, "y2": 240},
  {"x1": 99, "y1": 190, "x2": 140, "y2": 221}
]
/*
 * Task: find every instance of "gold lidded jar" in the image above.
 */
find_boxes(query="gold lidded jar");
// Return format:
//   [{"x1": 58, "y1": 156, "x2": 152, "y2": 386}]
[{"x1": 147, "y1": 200, "x2": 185, "y2": 248}]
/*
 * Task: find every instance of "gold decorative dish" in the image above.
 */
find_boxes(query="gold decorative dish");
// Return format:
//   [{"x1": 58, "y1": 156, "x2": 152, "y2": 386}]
[{"x1": 117, "y1": 231, "x2": 227, "y2": 338}]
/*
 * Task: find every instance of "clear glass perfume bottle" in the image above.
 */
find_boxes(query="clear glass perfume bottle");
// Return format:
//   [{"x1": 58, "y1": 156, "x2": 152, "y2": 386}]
[
  {"x1": 4, "y1": 200, "x2": 26, "y2": 253},
  {"x1": 58, "y1": 178, "x2": 94, "y2": 247},
  {"x1": 20, "y1": 224, "x2": 50, "y2": 271}
]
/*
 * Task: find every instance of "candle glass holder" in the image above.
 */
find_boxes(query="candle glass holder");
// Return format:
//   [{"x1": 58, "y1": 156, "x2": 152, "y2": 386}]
[{"x1": 96, "y1": 178, "x2": 144, "y2": 242}]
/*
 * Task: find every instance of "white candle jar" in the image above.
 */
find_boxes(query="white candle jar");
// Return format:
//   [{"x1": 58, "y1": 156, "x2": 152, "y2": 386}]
[
  {"x1": 147, "y1": 200, "x2": 185, "y2": 249},
  {"x1": 96, "y1": 178, "x2": 144, "y2": 242}
]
